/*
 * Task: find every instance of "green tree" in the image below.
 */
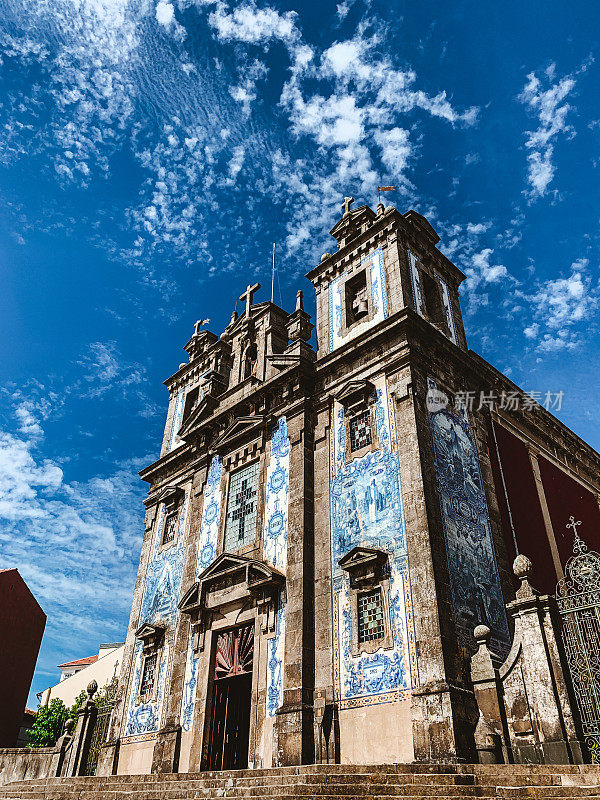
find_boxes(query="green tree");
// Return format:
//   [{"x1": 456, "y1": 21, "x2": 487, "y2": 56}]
[
  {"x1": 27, "y1": 698, "x2": 69, "y2": 748},
  {"x1": 70, "y1": 691, "x2": 86, "y2": 717}
]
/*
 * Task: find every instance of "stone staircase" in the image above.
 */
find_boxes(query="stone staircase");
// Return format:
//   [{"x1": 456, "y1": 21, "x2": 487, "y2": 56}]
[{"x1": 3, "y1": 764, "x2": 600, "y2": 800}]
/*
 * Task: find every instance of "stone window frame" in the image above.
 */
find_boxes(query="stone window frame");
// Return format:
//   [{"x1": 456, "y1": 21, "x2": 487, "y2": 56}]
[
  {"x1": 218, "y1": 456, "x2": 265, "y2": 557},
  {"x1": 412, "y1": 253, "x2": 451, "y2": 338},
  {"x1": 160, "y1": 508, "x2": 179, "y2": 549},
  {"x1": 338, "y1": 265, "x2": 377, "y2": 339},
  {"x1": 157, "y1": 493, "x2": 183, "y2": 554},
  {"x1": 135, "y1": 625, "x2": 165, "y2": 705},
  {"x1": 344, "y1": 403, "x2": 378, "y2": 465},
  {"x1": 349, "y1": 579, "x2": 394, "y2": 657}
]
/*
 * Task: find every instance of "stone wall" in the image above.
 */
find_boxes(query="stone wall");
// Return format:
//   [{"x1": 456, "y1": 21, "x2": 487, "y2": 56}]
[{"x1": 0, "y1": 747, "x2": 56, "y2": 787}]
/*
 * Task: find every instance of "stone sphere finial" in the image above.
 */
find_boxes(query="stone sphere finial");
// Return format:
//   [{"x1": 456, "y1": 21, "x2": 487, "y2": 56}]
[
  {"x1": 513, "y1": 554, "x2": 532, "y2": 581},
  {"x1": 474, "y1": 624, "x2": 491, "y2": 645},
  {"x1": 87, "y1": 679, "x2": 98, "y2": 698},
  {"x1": 321, "y1": 252, "x2": 331, "y2": 262},
  {"x1": 64, "y1": 718, "x2": 75, "y2": 734}
]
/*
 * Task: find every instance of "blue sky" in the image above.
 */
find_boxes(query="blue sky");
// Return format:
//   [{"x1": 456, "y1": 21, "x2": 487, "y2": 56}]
[{"x1": 0, "y1": 0, "x2": 598, "y2": 705}]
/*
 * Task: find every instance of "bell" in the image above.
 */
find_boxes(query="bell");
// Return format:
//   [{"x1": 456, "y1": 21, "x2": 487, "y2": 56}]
[{"x1": 358, "y1": 298, "x2": 368, "y2": 315}]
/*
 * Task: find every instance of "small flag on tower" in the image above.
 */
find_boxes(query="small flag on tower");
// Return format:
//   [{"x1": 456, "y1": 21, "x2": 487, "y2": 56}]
[{"x1": 378, "y1": 185, "x2": 396, "y2": 202}]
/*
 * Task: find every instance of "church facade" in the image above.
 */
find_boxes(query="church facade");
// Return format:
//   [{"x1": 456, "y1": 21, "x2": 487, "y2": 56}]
[{"x1": 100, "y1": 199, "x2": 600, "y2": 775}]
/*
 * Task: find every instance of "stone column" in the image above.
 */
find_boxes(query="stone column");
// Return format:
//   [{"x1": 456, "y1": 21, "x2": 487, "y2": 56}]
[
  {"x1": 50, "y1": 718, "x2": 75, "y2": 777},
  {"x1": 67, "y1": 681, "x2": 98, "y2": 777},
  {"x1": 470, "y1": 625, "x2": 511, "y2": 763},
  {"x1": 272, "y1": 403, "x2": 315, "y2": 765}
]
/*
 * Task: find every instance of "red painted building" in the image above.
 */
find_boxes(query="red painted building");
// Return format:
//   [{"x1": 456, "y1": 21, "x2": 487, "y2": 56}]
[
  {"x1": 0, "y1": 570, "x2": 46, "y2": 747},
  {"x1": 488, "y1": 419, "x2": 600, "y2": 596}
]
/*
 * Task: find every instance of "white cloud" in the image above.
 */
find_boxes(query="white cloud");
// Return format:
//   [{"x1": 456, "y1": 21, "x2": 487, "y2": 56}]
[
  {"x1": 373, "y1": 127, "x2": 412, "y2": 184},
  {"x1": 518, "y1": 63, "x2": 583, "y2": 198},
  {"x1": 156, "y1": 1, "x2": 175, "y2": 26},
  {"x1": 208, "y1": 2, "x2": 302, "y2": 48},
  {"x1": 0, "y1": 410, "x2": 148, "y2": 680},
  {"x1": 521, "y1": 259, "x2": 599, "y2": 351}
]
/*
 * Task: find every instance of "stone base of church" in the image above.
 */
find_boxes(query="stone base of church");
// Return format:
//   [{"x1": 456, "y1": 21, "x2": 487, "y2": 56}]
[{"x1": 337, "y1": 697, "x2": 414, "y2": 764}]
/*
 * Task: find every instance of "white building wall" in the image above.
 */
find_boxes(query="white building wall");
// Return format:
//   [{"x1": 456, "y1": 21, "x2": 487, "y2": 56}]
[{"x1": 40, "y1": 644, "x2": 124, "y2": 708}]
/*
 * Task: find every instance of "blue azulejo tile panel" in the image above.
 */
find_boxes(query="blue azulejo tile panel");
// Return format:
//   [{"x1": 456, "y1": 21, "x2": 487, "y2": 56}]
[
  {"x1": 139, "y1": 494, "x2": 189, "y2": 626},
  {"x1": 427, "y1": 377, "x2": 510, "y2": 659},
  {"x1": 168, "y1": 388, "x2": 185, "y2": 452},
  {"x1": 123, "y1": 635, "x2": 172, "y2": 741},
  {"x1": 263, "y1": 418, "x2": 290, "y2": 571},
  {"x1": 124, "y1": 490, "x2": 190, "y2": 740},
  {"x1": 181, "y1": 630, "x2": 198, "y2": 733},
  {"x1": 330, "y1": 376, "x2": 418, "y2": 709},
  {"x1": 328, "y1": 247, "x2": 388, "y2": 353},
  {"x1": 266, "y1": 599, "x2": 285, "y2": 717},
  {"x1": 196, "y1": 456, "x2": 223, "y2": 574}
]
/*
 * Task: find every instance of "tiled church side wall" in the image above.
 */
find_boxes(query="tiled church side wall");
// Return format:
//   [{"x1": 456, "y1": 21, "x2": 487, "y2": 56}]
[
  {"x1": 328, "y1": 374, "x2": 418, "y2": 763},
  {"x1": 408, "y1": 365, "x2": 479, "y2": 761},
  {"x1": 104, "y1": 502, "x2": 161, "y2": 754},
  {"x1": 427, "y1": 378, "x2": 510, "y2": 660}
]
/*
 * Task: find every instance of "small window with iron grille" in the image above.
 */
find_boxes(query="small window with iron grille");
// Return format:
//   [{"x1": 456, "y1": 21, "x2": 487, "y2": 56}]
[
  {"x1": 140, "y1": 653, "x2": 158, "y2": 696},
  {"x1": 224, "y1": 461, "x2": 260, "y2": 551},
  {"x1": 349, "y1": 410, "x2": 372, "y2": 453},
  {"x1": 357, "y1": 589, "x2": 385, "y2": 644},
  {"x1": 161, "y1": 510, "x2": 178, "y2": 545}
]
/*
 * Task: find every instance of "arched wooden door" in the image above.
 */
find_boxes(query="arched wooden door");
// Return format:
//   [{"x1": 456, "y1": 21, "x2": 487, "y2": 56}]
[{"x1": 207, "y1": 624, "x2": 254, "y2": 771}]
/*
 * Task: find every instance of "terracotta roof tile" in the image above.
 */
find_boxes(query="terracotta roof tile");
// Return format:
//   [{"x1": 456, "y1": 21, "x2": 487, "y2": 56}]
[{"x1": 58, "y1": 655, "x2": 98, "y2": 669}]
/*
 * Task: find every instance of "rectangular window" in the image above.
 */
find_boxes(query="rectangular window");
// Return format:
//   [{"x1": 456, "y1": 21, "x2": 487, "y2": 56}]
[
  {"x1": 349, "y1": 411, "x2": 372, "y2": 453},
  {"x1": 357, "y1": 589, "x2": 385, "y2": 643},
  {"x1": 140, "y1": 653, "x2": 157, "y2": 695},
  {"x1": 161, "y1": 511, "x2": 178, "y2": 545},
  {"x1": 224, "y1": 461, "x2": 260, "y2": 551}
]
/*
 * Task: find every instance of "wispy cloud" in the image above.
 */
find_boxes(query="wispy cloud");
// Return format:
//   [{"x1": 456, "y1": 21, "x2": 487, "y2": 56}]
[
  {"x1": 518, "y1": 61, "x2": 590, "y2": 199},
  {"x1": 0, "y1": 391, "x2": 149, "y2": 681}
]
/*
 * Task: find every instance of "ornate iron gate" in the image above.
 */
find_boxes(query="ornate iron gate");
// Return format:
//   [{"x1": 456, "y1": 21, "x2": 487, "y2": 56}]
[
  {"x1": 84, "y1": 678, "x2": 117, "y2": 776},
  {"x1": 556, "y1": 518, "x2": 600, "y2": 762}
]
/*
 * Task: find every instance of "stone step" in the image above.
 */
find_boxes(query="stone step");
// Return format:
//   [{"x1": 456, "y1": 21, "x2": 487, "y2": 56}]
[
  {"x1": 4, "y1": 793, "x2": 599, "y2": 800},
  {"x1": 4, "y1": 765, "x2": 600, "y2": 800},
  {"x1": 0, "y1": 785, "x2": 488, "y2": 799},
  {"x1": 35, "y1": 773, "x2": 475, "y2": 791}
]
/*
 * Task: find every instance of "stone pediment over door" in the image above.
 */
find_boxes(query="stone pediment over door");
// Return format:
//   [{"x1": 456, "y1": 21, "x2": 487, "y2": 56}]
[
  {"x1": 209, "y1": 415, "x2": 265, "y2": 455},
  {"x1": 178, "y1": 552, "x2": 285, "y2": 616}
]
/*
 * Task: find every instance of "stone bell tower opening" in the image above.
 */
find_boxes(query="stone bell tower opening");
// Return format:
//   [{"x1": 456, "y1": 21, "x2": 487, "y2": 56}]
[{"x1": 207, "y1": 624, "x2": 254, "y2": 771}]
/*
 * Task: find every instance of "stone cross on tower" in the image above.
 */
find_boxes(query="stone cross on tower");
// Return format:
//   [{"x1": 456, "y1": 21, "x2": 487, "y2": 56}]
[
  {"x1": 239, "y1": 283, "x2": 261, "y2": 318},
  {"x1": 194, "y1": 318, "x2": 210, "y2": 335},
  {"x1": 342, "y1": 196, "x2": 354, "y2": 215}
]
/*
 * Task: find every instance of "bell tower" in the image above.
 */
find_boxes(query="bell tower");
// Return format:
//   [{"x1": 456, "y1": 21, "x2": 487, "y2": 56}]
[{"x1": 308, "y1": 198, "x2": 508, "y2": 763}]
